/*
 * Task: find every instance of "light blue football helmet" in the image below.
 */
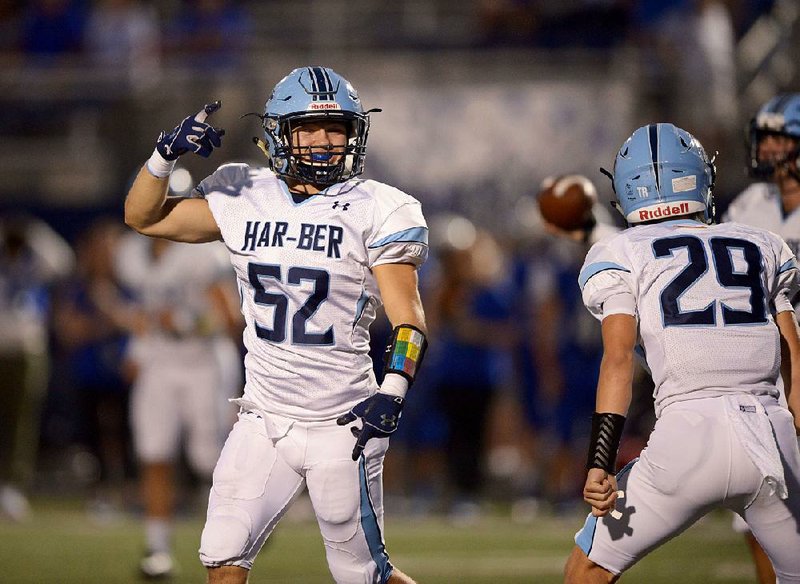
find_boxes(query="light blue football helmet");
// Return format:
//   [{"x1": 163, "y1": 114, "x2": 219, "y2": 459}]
[
  {"x1": 259, "y1": 66, "x2": 374, "y2": 185},
  {"x1": 748, "y1": 93, "x2": 800, "y2": 179},
  {"x1": 607, "y1": 123, "x2": 716, "y2": 225}
]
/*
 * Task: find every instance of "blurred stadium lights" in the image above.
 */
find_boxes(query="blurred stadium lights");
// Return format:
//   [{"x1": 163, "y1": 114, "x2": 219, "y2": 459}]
[
  {"x1": 0, "y1": 0, "x2": 796, "y2": 235},
  {"x1": 168, "y1": 167, "x2": 194, "y2": 198},
  {"x1": 738, "y1": 0, "x2": 799, "y2": 104}
]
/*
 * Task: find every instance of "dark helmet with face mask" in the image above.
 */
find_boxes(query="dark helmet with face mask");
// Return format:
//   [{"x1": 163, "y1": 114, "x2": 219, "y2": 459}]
[{"x1": 747, "y1": 93, "x2": 800, "y2": 180}]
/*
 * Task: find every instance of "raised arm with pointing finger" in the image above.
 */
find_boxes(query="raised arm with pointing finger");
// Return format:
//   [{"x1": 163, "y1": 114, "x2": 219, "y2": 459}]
[{"x1": 125, "y1": 101, "x2": 225, "y2": 242}]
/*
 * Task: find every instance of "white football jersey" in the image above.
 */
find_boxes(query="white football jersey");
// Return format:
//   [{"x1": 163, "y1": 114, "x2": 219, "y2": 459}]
[
  {"x1": 579, "y1": 218, "x2": 798, "y2": 416},
  {"x1": 195, "y1": 164, "x2": 429, "y2": 421},
  {"x1": 723, "y1": 182, "x2": 800, "y2": 258},
  {"x1": 116, "y1": 233, "x2": 232, "y2": 363}
]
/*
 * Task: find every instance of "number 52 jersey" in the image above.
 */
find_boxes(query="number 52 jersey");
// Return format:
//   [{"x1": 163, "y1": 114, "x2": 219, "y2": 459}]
[
  {"x1": 195, "y1": 164, "x2": 428, "y2": 422},
  {"x1": 578, "y1": 218, "x2": 799, "y2": 416}
]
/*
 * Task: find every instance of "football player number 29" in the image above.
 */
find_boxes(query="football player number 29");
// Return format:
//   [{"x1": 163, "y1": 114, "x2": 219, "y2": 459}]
[
  {"x1": 653, "y1": 236, "x2": 767, "y2": 327},
  {"x1": 248, "y1": 263, "x2": 334, "y2": 345}
]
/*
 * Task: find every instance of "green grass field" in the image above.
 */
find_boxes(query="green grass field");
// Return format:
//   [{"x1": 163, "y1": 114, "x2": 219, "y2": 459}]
[{"x1": 0, "y1": 497, "x2": 758, "y2": 583}]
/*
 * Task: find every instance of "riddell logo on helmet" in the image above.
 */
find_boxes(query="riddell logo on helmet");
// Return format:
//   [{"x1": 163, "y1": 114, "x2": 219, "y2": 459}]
[
  {"x1": 638, "y1": 202, "x2": 690, "y2": 221},
  {"x1": 308, "y1": 103, "x2": 342, "y2": 110}
]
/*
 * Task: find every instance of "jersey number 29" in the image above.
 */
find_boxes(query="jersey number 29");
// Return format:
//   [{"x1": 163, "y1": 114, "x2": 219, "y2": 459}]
[{"x1": 653, "y1": 236, "x2": 767, "y2": 327}]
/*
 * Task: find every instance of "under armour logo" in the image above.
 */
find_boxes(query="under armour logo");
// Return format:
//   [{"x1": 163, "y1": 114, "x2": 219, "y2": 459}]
[
  {"x1": 332, "y1": 201, "x2": 350, "y2": 211},
  {"x1": 380, "y1": 414, "x2": 397, "y2": 429}
]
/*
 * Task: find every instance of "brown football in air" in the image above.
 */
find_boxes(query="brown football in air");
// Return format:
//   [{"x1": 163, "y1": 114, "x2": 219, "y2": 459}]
[{"x1": 537, "y1": 175, "x2": 597, "y2": 231}]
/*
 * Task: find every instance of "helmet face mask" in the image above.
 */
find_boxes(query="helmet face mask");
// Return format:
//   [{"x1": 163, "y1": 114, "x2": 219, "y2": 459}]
[
  {"x1": 748, "y1": 93, "x2": 800, "y2": 181},
  {"x1": 262, "y1": 67, "x2": 371, "y2": 186},
  {"x1": 609, "y1": 123, "x2": 716, "y2": 225}
]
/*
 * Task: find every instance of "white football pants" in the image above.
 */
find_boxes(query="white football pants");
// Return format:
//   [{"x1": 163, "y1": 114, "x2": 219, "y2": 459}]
[
  {"x1": 575, "y1": 395, "x2": 800, "y2": 582},
  {"x1": 199, "y1": 409, "x2": 395, "y2": 584}
]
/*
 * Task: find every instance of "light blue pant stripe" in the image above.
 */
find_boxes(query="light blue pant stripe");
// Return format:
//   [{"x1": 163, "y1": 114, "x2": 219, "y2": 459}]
[
  {"x1": 575, "y1": 514, "x2": 599, "y2": 555},
  {"x1": 359, "y1": 456, "x2": 393, "y2": 583},
  {"x1": 574, "y1": 458, "x2": 639, "y2": 556}
]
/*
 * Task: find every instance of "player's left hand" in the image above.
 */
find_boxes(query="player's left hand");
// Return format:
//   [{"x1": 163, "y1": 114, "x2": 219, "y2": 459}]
[
  {"x1": 583, "y1": 467, "x2": 620, "y2": 517},
  {"x1": 336, "y1": 392, "x2": 405, "y2": 461}
]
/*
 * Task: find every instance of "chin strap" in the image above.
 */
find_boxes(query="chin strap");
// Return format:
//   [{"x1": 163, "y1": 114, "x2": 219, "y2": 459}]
[
  {"x1": 252, "y1": 137, "x2": 270, "y2": 158},
  {"x1": 599, "y1": 167, "x2": 615, "y2": 193}
]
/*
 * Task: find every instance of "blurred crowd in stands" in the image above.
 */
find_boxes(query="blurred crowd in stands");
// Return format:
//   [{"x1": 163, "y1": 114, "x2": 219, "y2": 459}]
[
  {"x1": 0, "y1": 0, "x2": 776, "y2": 59},
  {"x1": 0, "y1": 0, "x2": 793, "y2": 528},
  {"x1": 3, "y1": 0, "x2": 250, "y2": 71}
]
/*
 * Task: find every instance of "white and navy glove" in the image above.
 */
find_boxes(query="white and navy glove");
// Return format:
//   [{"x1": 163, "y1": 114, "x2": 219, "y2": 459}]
[
  {"x1": 336, "y1": 392, "x2": 405, "y2": 461},
  {"x1": 146, "y1": 101, "x2": 224, "y2": 177}
]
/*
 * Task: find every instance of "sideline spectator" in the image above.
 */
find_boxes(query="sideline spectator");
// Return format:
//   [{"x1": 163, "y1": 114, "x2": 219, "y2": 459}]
[
  {"x1": 0, "y1": 214, "x2": 75, "y2": 521},
  {"x1": 85, "y1": 0, "x2": 161, "y2": 88}
]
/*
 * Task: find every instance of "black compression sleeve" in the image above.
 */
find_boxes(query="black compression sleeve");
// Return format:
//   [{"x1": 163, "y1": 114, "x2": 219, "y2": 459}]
[{"x1": 586, "y1": 412, "x2": 626, "y2": 473}]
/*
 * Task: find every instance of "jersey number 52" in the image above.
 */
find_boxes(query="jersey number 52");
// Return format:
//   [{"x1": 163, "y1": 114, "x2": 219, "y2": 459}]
[{"x1": 247, "y1": 262, "x2": 334, "y2": 345}]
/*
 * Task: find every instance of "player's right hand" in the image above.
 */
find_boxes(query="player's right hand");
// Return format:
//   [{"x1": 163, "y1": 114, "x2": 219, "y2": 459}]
[
  {"x1": 583, "y1": 468, "x2": 619, "y2": 517},
  {"x1": 155, "y1": 101, "x2": 225, "y2": 160}
]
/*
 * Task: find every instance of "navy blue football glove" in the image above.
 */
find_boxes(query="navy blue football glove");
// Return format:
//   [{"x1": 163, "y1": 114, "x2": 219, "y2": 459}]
[
  {"x1": 336, "y1": 392, "x2": 405, "y2": 461},
  {"x1": 156, "y1": 101, "x2": 225, "y2": 160}
]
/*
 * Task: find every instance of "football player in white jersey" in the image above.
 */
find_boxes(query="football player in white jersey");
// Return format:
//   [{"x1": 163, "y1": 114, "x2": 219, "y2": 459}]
[
  {"x1": 725, "y1": 94, "x2": 800, "y2": 289},
  {"x1": 124, "y1": 67, "x2": 427, "y2": 584},
  {"x1": 723, "y1": 93, "x2": 800, "y2": 584},
  {"x1": 116, "y1": 233, "x2": 242, "y2": 578},
  {"x1": 563, "y1": 123, "x2": 800, "y2": 583}
]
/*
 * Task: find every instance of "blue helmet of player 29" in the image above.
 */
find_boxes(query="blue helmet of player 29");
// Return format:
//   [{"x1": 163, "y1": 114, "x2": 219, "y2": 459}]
[
  {"x1": 259, "y1": 66, "x2": 374, "y2": 185},
  {"x1": 748, "y1": 93, "x2": 800, "y2": 179},
  {"x1": 608, "y1": 123, "x2": 716, "y2": 225}
]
